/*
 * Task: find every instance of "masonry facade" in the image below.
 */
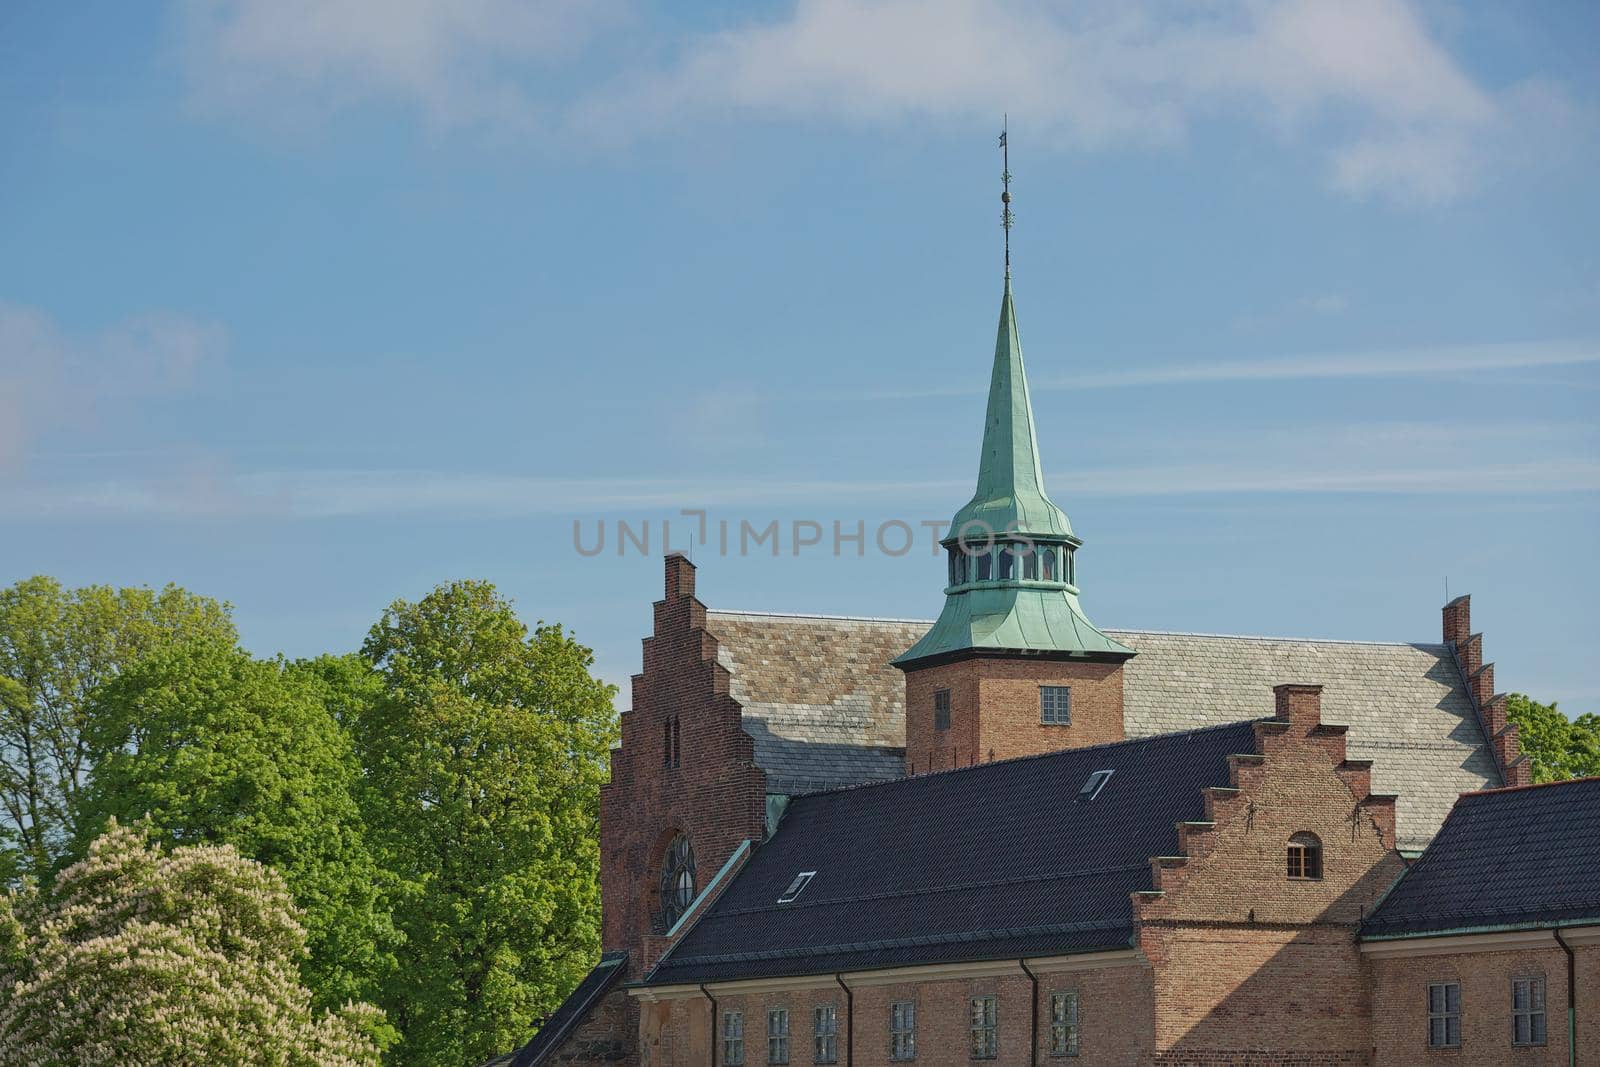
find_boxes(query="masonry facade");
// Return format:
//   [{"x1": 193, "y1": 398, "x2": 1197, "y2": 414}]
[{"x1": 500, "y1": 271, "x2": 1594, "y2": 1067}]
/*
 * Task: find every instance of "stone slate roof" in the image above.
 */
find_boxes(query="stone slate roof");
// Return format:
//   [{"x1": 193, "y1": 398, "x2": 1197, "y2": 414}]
[
  {"x1": 505, "y1": 952, "x2": 628, "y2": 1067},
  {"x1": 707, "y1": 611, "x2": 921, "y2": 794},
  {"x1": 647, "y1": 720, "x2": 1258, "y2": 985},
  {"x1": 1113, "y1": 630, "x2": 1498, "y2": 854},
  {"x1": 703, "y1": 612, "x2": 1499, "y2": 851},
  {"x1": 1362, "y1": 778, "x2": 1600, "y2": 939}
]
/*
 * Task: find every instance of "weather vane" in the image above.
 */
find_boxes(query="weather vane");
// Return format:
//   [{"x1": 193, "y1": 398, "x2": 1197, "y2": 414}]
[{"x1": 999, "y1": 116, "x2": 1013, "y2": 276}]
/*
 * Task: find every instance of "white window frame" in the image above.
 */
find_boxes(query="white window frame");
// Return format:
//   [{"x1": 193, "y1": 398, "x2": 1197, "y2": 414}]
[
  {"x1": 768, "y1": 1008, "x2": 790, "y2": 1065},
  {"x1": 890, "y1": 1001, "x2": 916, "y2": 1061},
  {"x1": 725, "y1": 1011, "x2": 745, "y2": 1067},
  {"x1": 1512, "y1": 975, "x2": 1547, "y2": 1047},
  {"x1": 813, "y1": 1005, "x2": 837, "y2": 1064},
  {"x1": 1428, "y1": 982, "x2": 1461, "y2": 1049},
  {"x1": 1040, "y1": 685, "x2": 1071, "y2": 725},
  {"x1": 1048, "y1": 991, "x2": 1079, "y2": 1057},
  {"x1": 970, "y1": 995, "x2": 998, "y2": 1060}
]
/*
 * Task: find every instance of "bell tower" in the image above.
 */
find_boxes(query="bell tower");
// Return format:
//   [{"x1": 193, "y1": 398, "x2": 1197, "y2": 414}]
[{"x1": 894, "y1": 137, "x2": 1133, "y2": 771}]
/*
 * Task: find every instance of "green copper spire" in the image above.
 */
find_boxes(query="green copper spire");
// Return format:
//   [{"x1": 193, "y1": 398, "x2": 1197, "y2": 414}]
[
  {"x1": 895, "y1": 142, "x2": 1132, "y2": 668},
  {"x1": 945, "y1": 276, "x2": 1073, "y2": 542}
]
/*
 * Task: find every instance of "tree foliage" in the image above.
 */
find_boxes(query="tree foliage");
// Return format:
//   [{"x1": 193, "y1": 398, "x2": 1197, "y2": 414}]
[
  {"x1": 0, "y1": 577, "x2": 235, "y2": 881},
  {"x1": 355, "y1": 580, "x2": 617, "y2": 1067},
  {"x1": 0, "y1": 820, "x2": 387, "y2": 1066},
  {"x1": 76, "y1": 638, "x2": 400, "y2": 1009},
  {"x1": 1506, "y1": 692, "x2": 1600, "y2": 783}
]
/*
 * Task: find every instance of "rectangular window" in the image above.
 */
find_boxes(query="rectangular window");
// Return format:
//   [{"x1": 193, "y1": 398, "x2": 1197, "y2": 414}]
[
  {"x1": 1512, "y1": 976, "x2": 1546, "y2": 1047},
  {"x1": 1049, "y1": 992, "x2": 1079, "y2": 1057},
  {"x1": 768, "y1": 1009, "x2": 790, "y2": 1065},
  {"x1": 934, "y1": 689, "x2": 951, "y2": 732},
  {"x1": 725, "y1": 1011, "x2": 745, "y2": 1067},
  {"x1": 1428, "y1": 982, "x2": 1461, "y2": 1049},
  {"x1": 970, "y1": 996, "x2": 997, "y2": 1060},
  {"x1": 813, "y1": 1005, "x2": 837, "y2": 1064},
  {"x1": 1040, "y1": 686, "x2": 1071, "y2": 725},
  {"x1": 890, "y1": 1001, "x2": 916, "y2": 1061}
]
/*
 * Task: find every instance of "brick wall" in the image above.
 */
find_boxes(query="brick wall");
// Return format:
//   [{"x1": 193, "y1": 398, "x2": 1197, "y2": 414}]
[
  {"x1": 1133, "y1": 686, "x2": 1406, "y2": 1064},
  {"x1": 640, "y1": 960, "x2": 1153, "y2": 1067},
  {"x1": 543, "y1": 987, "x2": 638, "y2": 1066},
  {"x1": 1368, "y1": 941, "x2": 1599, "y2": 1066},
  {"x1": 600, "y1": 554, "x2": 769, "y2": 969},
  {"x1": 903, "y1": 656, "x2": 1124, "y2": 774}
]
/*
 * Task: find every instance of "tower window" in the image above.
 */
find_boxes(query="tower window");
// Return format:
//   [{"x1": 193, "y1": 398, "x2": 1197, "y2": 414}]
[
  {"x1": 1286, "y1": 833, "x2": 1322, "y2": 880},
  {"x1": 976, "y1": 551, "x2": 992, "y2": 582},
  {"x1": 970, "y1": 996, "x2": 997, "y2": 1060},
  {"x1": 934, "y1": 689, "x2": 951, "y2": 731},
  {"x1": 658, "y1": 834, "x2": 696, "y2": 931},
  {"x1": 663, "y1": 716, "x2": 681, "y2": 769},
  {"x1": 997, "y1": 546, "x2": 1014, "y2": 580},
  {"x1": 1066, "y1": 550, "x2": 1076, "y2": 585},
  {"x1": 1020, "y1": 546, "x2": 1037, "y2": 580},
  {"x1": 947, "y1": 548, "x2": 960, "y2": 586},
  {"x1": 1040, "y1": 686, "x2": 1071, "y2": 725},
  {"x1": 1041, "y1": 547, "x2": 1056, "y2": 582}
]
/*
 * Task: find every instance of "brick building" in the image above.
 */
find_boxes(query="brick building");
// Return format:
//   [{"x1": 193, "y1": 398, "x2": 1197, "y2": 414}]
[{"x1": 499, "y1": 272, "x2": 1597, "y2": 1067}]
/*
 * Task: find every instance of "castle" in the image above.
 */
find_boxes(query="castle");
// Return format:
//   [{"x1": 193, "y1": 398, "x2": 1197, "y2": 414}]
[{"x1": 496, "y1": 264, "x2": 1599, "y2": 1067}]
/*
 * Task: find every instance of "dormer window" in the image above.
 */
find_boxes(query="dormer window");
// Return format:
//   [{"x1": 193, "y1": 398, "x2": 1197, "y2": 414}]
[
  {"x1": 777, "y1": 871, "x2": 815, "y2": 903},
  {"x1": 1078, "y1": 769, "x2": 1114, "y2": 800}
]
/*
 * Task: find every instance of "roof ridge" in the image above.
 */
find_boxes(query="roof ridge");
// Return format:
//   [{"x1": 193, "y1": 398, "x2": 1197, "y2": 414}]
[
  {"x1": 787, "y1": 717, "x2": 1265, "y2": 801},
  {"x1": 706, "y1": 608, "x2": 1441, "y2": 649},
  {"x1": 1463, "y1": 775, "x2": 1600, "y2": 797}
]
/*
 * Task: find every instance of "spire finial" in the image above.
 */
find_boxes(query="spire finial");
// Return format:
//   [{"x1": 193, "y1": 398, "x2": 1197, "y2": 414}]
[{"x1": 999, "y1": 115, "x2": 1013, "y2": 277}]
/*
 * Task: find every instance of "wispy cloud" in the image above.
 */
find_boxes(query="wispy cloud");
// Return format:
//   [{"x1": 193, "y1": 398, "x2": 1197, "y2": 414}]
[
  {"x1": 176, "y1": 0, "x2": 1592, "y2": 204},
  {"x1": 875, "y1": 338, "x2": 1600, "y2": 399},
  {"x1": 0, "y1": 301, "x2": 225, "y2": 471},
  {"x1": 6, "y1": 418, "x2": 1594, "y2": 521}
]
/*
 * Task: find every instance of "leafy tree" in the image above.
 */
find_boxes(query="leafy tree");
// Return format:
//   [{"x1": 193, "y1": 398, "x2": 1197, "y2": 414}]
[
  {"x1": 0, "y1": 820, "x2": 387, "y2": 1066},
  {"x1": 1506, "y1": 693, "x2": 1600, "y2": 783},
  {"x1": 0, "y1": 576, "x2": 235, "y2": 880},
  {"x1": 77, "y1": 638, "x2": 399, "y2": 1011},
  {"x1": 356, "y1": 580, "x2": 617, "y2": 1067}
]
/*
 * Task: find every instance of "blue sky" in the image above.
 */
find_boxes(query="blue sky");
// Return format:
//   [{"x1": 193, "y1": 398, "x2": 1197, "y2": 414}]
[{"x1": 2, "y1": 0, "x2": 1597, "y2": 712}]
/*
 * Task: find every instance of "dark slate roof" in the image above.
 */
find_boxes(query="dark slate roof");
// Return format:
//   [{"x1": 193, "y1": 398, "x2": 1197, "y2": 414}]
[
  {"x1": 506, "y1": 952, "x2": 628, "y2": 1067},
  {"x1": 1362, "y1": 777, "x2": 1600, "y2": 939},
  {"x1": 647, "y1": 720, "x2": 1260, "y2": 985}
]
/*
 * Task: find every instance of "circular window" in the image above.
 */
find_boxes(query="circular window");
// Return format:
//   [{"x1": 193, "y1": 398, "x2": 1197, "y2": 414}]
[{"x1": 658, "y1": 834, "x2": 696, "y2": 930}]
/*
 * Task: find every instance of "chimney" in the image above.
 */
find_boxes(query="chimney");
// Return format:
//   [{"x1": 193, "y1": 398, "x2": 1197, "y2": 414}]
[
  {"x1": 664, "y1": 552, "x2": 696, "y2": 600},
  {"x1": 1442, "y1": 594, "x2": 1471, "y2": 649},
  {"x1": 1273, "y1": 683, "x2": 1324, "y2": 729}
]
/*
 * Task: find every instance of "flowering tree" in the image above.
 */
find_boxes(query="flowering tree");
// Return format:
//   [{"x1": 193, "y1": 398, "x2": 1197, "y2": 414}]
[{"x1": 0, "y1": 820, "x2": 388, "y2": 1066}]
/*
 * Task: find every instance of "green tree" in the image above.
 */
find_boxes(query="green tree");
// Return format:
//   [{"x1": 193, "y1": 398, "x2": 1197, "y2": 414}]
[
  {"x1": 0, "y1": 820, "x2": 387, "y2": 1066},
  {"x1": 356, "y1": 580, "x2": 617, "y2": 1067},
  {"x1": 1506, "y1": 693, "x2": 1600, "y2": 783},
  {"x1": 0, "y1": 576, "x2": 235, "y2": 881},
  {"x1": 77, "y1": 638, "x2": 399, "y2": 1010}
]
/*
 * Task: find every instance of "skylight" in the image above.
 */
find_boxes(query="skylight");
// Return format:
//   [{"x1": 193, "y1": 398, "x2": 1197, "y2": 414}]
[
  {"x1": 1078, "y1": 769, "x2": 1114, "y2": 801},
  {"x1": 777, "y1": 871, "x2": 816, "y2": 904}
]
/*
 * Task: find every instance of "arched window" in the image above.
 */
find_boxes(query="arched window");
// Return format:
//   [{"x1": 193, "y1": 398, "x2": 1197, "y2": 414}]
[
  {"x1": 1287, "y1": 832, "x2": 1322, "y2": 880},
  {"x1": 1041, "y1": 547, "x2": 1056, "y2": 582},
  {"x1": 659, "y1": 835, "x2": 697, "y2": 929}
]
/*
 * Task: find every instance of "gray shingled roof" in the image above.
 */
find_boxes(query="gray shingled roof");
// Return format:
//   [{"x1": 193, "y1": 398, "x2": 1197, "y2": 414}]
[{"x1": 703, "y1": 611, "x2": 1499, "y2": 851}]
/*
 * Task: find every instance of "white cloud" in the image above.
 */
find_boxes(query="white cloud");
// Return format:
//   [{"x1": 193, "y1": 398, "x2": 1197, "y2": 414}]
[
  {"x1": 177, "y1": 0, "x2": 622, "y2": 130},
  {"x1": 176, "y1": 0, "x2": 1588, "y2": 203},
  {"x1": 0, "y1": 302, "x2": 224, "y2": 471},
  {"x1": 877, "y1": 338, "x2": 1600, "y2": 398}
]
